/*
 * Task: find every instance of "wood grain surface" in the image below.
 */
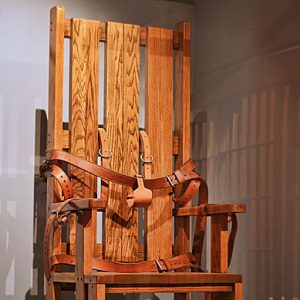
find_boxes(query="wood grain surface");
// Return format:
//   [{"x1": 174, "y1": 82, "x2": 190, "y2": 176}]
[
  {"x1": 145, "y1": 27, "x2": 173, "y2": 260},
  {"x1": 173, "y1": 21, "x2": 191, "y2": 270},
  {"x1": 69, "y1": 18, "x2": 100, "y2": 273},
  {"x1": 104, "y1": 22, "x2": 140, "y2": 262},
  {"x1": 47, "y1": 6, "x2": 65, "y2": 300}
]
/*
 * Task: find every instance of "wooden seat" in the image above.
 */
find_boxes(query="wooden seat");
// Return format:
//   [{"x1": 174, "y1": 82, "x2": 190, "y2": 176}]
[{"x1": 45, "y1": 5, "x2": 245, "y2": 300}]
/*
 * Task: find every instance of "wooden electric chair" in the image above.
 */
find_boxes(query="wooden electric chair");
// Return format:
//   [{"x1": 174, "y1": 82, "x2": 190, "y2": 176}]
[{"x1": 43, "y1": 6, "x2": 246, "y2": 300}]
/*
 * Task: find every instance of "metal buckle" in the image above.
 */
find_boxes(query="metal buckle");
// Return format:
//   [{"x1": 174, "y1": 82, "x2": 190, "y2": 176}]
[
  {"x1": 52, "y1": 209, "x2": 59, "y2": 219},
  {"x1": 155, "y1": 259, "x2": 165, "y2": 273},
  {"x1": 166, "y1": 175, "x2": 175, "y2": 188}
]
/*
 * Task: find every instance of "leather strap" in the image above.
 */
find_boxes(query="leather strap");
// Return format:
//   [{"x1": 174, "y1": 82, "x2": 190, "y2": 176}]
[
  {"x1": 173, "y1": 179, "x2": 201, "y2": 207},
  {"x1": 50, "y1": 253, "x2": 198, "y2": 273},
  {"x1": 139, "y1": 131, "x2": 152, "y2": 179},
  {"x1": 127, "y1": 176, "x2": 152, "y2": 208},
  {"x1": 98, "y1": 128, "x2": 111, "y2": 204},
  {"x1": 228, "y1": 213, "x2": 237, "y2": 266},
  {"x1": 44, "y1": 198, "x2": 75, "y2": 281},
  {"x1": 44, "y1": 197, "x2": 107, "y2": 280},
  {"x1": 47, "y1": 149, "x2": 199, "y2": 190},
  {"x1": 51, "y1": 165, "x2": 74, "y2": 200}
]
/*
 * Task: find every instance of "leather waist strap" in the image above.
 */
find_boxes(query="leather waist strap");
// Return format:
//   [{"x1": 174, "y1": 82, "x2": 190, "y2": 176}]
[
  {"x1": 47, "y1": 149, "x2": 199, "y2": 190},
  {"x1": 50, "y1": 253, "x2": 198, "y2": 273}
]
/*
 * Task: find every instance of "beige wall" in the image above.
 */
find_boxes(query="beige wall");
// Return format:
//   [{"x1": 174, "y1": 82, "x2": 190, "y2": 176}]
[
  {"x1": 0, "y1": 1, "x2": 195, "y2": 299},
  {"x1": 1, "y1": 0, "x2": 299, "y2": 299},
  {"x1": 193, "y1": 1, "x2": 300, "y2": 299}
]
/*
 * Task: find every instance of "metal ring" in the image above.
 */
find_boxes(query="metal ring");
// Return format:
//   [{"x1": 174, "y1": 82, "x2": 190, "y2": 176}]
[
  {"x1": 99, "y1": 149, "x2": 112, "y2": 158},
  {"x1": 140, "y1": 153, "x2": 153, "y2": 163},
  {"x1": 52, "y1": 210, "x2": 59, "y2": 219}
]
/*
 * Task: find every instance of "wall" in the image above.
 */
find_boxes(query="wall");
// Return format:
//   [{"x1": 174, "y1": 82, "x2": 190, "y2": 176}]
[
  {"x1": 2, "y1": 0, "x2": 299, "y2": 299},
  {"x1": 0, "y1": 0, "x2": 195, "y2": 299},
  {"x1": 193, "y1": 0, "x2": 300, "y2": 299}
]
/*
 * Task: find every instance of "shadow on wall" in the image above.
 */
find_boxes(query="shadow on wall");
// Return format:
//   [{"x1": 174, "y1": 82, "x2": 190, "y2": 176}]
[
  {"x1": 25, "y1": 110, "x2": 159, "y2": 300},
  {"x1": 25, "y1": 110, "x2": 47, "y2": 299},
  {"x1": 192, "y1": 82, "x2": 300, "y2": 299}
]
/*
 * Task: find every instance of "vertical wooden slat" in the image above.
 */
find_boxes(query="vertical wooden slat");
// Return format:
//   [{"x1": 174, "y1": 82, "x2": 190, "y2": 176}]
[
  {"x1": 105, "y1": 22, "x2": 140, "y2": 262},
  {"x1": 145, "y1": 27, "x2": 173, "y2": 260},
  {"x1": 48, "y1": 6, "x2": 64, "y2": 151},
  {"x1": 47, "y1": 6, "x2": 65, "y2": 300},
  {"x1": 174, "y1": 21, "x2": 191, "y2": 260},
  {"x1": 69, "y1": 18, "x2": 99, "y2": 275}
]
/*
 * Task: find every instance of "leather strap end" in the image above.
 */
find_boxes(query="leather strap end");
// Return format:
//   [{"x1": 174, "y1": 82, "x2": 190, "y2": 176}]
[
  {"x1": 174, "y1": 169, "x2": 185, "y2": 184},
  {"x1": 180, "y1": 159, "x2": 196, "y2": 172}
]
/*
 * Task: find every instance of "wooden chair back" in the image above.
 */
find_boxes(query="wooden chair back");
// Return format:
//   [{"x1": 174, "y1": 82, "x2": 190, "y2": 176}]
[{"x1": 47, "y1": 5, "x2": 191, "y2": 270}]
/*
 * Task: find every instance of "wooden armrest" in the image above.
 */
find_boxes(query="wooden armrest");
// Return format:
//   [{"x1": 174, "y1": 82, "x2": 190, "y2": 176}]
[
  {"x1": 52, "y1": 198, "x2": 107, "y2": 213},
  {"x1": 173, "y1": 203, "x2": 246, "y2": 217},
  {"x1": 205, "y1": 204, "x2": 246, "y2": 215}
]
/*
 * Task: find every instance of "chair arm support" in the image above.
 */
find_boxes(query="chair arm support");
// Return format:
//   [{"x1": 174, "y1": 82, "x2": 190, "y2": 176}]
[{"x1": 210, "y1": 212, "x2": 241, "y2": 273}]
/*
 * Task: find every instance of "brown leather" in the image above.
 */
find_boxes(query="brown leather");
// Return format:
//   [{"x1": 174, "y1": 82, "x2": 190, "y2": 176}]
[
  {"x1": 174, "y1": 179, "x2": 201, "y2": 206},
  {"x1": 139, "y1": 131, "x2": 152, "y2": 179},
  {"x1": 174, "y1": 169, "x2": 186, "y2": 184},
  {"x1": 47, "y1": 149, "x2": 199, "y2": 190},
  {"x1": 127, "y1": 176, "x2": 152, "y2": 208},
  {"x1": 44, "y1": 148, "x2": 242, "y2": 278},
  {"x1": 44, "y1": 198, "x2": 75, "y2": 281},
  {"x1": 44, "y1": 197, "x2": 107, "y2": 280},
  {"x1": 98, "y1": 128, "x2": 111, "y2": 205},
  {"x1": 50, "y1": 253, "x2": 198, "y2": 273},
  {"x1": 51, "y1": 165, "x2": 74, "y2": 200},
  {"x1": 228, "y1": 213, "x2": 237, "y2": 266}
]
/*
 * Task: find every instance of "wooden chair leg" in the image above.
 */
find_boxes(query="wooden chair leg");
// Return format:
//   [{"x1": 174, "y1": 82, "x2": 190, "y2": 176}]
[
  {"x1": 233, "y1": 283, "x2": 242, "y2": 300},
  {"x1": 205, "y1": 282, "x2": 242, "y2": 300},
  {"x1": 46, "y1": 281, "x2": 61, "y2": 300},
  {"x1": 205, "y1": 293, "x2": 212, "y2": 300},
  {"x1": 175, "y1": 293, "x2": 189, "y2": 300},
  {"x1": 88, "y1": 284, "x2": 105, "y2": 300}
]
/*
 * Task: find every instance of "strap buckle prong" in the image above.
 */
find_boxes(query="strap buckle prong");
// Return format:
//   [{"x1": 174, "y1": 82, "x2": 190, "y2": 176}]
[
  {"x1": 166, "y1": 175, "x2": 175, "y2": 188},
  {"x1": 155, "y1": 259, "x2": 165, "y2": 273}
]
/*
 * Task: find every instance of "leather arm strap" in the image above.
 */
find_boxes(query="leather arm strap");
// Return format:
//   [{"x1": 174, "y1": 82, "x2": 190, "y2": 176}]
[
  {"x1": 44, "y1": 197, "x2": 107, "y2": 280},
  {"x1": 47, "y1": 149, "x2": 199, "y2": 190},
  {"x1": 44, "y1": 198, "x2": 75, "y2": 281}
]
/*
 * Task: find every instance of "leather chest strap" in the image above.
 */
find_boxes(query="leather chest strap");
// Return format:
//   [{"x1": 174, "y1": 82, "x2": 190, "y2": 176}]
[{"x1": 48, "y1": 149, "x2": 199, "y2": 190}]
